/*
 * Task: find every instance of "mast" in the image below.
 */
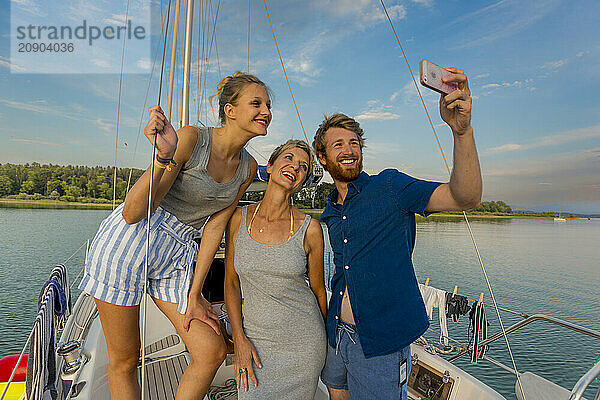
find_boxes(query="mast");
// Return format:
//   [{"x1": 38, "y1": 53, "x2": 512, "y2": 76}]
[{"x1": 181, "y1": 0, "x2": 195, "y2": 126}]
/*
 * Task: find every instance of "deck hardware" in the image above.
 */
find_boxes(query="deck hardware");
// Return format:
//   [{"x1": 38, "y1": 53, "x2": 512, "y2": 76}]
[
  {"x1": 443, "y1": 371, "x2": 450, "y2": 384},
  {"x1": 411, "y1": 353, "x2": 418, "y2": 365},
  {"x1": 69, "y1": 381, "x2": 86, "y2": 398},
  {"x1": 57, "y1": 340, "x2": 84, "y2": 374}
]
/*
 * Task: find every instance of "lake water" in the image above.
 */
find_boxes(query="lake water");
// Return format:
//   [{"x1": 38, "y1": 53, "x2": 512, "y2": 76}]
[{"x1": 1, "y1": 208, "x2": 599, "y2": 399}]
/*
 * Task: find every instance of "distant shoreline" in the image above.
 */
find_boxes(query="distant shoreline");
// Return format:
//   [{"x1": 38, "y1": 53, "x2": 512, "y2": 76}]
[
  {"x1": 0, "y1": 199, "x2": 584, "y2": 220},
  {"x1": 0, "y1": 199, "x2": 118, "y2": 210}
]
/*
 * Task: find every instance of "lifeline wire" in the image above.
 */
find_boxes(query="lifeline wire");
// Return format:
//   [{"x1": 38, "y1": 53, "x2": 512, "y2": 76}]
[
  {"x1": 0, "y1": 242, "x2": 86, "y2": 400},
  {"x1": 379, "y1": 1, "x2": 526, "y2": 398},
  {"x1": 141, "y1": 0, "x2": 172, "y2": 397}
]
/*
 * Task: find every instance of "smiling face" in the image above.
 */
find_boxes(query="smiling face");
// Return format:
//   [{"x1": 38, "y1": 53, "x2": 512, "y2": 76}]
[
  {"x1": 266, "y1": 146, "x2": 311, "y2": 193},
  {"x1": 225, "y1": 83, "x2": 272, "y2": 137},
  {"x1": 318, "y1": 127, "x2": 363, "y2": 183}
]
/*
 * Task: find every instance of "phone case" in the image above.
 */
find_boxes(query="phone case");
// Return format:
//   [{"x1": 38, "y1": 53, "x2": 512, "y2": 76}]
[{"x1": 420, "y1": 60, "x2": 457, "y2": 95}]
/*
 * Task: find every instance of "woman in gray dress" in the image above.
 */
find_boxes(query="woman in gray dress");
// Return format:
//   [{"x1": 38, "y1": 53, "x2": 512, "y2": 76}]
[{"x1": 224, "y1": 140, "x2": 327, "y2": 399}]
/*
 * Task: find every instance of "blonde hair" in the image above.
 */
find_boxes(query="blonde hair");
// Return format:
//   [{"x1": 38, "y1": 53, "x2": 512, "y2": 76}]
[
  {"x1": 312, "y1": 113, "x2": 365, "y2": 170},
  {"x1": 268, "y1": 139, "x2": 314, "y2": 184},
  {"x1": 210, "y1": 71, "x2": 270, "y2": 125}
]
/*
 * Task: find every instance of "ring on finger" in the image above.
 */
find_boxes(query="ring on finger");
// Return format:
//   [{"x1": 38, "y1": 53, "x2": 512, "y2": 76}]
[{"x1": 239, "y1": 368, "x2": 246, "y2": 374}]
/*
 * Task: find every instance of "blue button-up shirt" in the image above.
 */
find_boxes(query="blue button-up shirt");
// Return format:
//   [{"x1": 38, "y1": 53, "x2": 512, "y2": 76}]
[{"x1": 322, "y1": 170, "x2": 442, "y2": 358}]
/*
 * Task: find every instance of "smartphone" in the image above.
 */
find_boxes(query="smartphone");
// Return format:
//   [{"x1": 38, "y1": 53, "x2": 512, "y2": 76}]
[{"x1": 419, "y1": 59, "x2": 457, "y2": 95}]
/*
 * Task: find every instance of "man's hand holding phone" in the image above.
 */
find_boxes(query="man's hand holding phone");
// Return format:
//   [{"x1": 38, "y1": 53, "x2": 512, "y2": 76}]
[
  {"x1": 420, "y1": 60, "x2": 472, "y2": 136},
  {"x1": 438, "y1": 67, "x2": 472, "y2": 136}
]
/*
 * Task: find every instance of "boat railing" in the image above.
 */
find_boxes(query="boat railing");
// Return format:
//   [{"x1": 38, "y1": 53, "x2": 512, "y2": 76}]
[
  {"x1": 569, "y1": 361, "x2": 600, "y2": 400},
  {"x1": 447, "y1": 314, "x2": 600, "y2": 363},
  {"x1": 442, "y1": 314, "x2": 600, "y2": 399}
]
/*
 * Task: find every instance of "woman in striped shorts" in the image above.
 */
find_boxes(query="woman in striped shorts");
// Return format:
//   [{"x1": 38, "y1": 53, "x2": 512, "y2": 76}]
[{"x1": 79, "y1": 71, "x2": 272, "y2": 400}]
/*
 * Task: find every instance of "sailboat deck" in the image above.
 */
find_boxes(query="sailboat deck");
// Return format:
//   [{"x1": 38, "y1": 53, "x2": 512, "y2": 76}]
[{"x1": 139, "y1": 354, "x2": 188, "y2": 400}]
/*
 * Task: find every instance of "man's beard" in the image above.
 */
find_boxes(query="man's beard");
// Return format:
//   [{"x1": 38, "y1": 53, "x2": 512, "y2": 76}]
[{"x1": 325, "y1": 155, "x2": 363, "y2": 183}]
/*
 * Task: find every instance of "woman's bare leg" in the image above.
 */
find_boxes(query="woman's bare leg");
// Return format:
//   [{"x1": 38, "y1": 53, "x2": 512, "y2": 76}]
[
  {"x1": 152, "y1": 297, "x2": 227, "y2": 400},
  {"x1": 94, "y1": 299, "x2": 141, "y2": 400}
]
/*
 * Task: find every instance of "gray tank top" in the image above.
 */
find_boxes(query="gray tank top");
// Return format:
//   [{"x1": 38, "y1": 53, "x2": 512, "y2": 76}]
[{"x1": 160, "y1": 126, "x2": 253, "y2": 230}]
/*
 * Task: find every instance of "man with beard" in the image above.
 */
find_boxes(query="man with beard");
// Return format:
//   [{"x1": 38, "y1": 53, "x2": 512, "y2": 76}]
[{"x1": 314, "y1": 68, "x2": 481, "y2": 400}]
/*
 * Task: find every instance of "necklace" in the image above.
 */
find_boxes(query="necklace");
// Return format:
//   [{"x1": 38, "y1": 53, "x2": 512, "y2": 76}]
[{"x1": 247, "y1": 202, "x2": 294, "y2": 240}]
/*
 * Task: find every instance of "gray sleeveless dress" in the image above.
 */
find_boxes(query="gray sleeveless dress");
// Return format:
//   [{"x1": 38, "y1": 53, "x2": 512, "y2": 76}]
[{"x1": 234, "y1": 206, "x2": 327, "y2": 400}]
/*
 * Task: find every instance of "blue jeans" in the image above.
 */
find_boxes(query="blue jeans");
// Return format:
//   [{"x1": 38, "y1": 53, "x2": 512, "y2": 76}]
[{"x1": 321, "y1": 320, "x2": 411, "y2": 399}]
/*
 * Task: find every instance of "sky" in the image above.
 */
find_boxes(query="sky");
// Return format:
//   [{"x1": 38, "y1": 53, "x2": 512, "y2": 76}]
[{"x1": 1, "y1": 0, "x2": 599, "y2": 214}]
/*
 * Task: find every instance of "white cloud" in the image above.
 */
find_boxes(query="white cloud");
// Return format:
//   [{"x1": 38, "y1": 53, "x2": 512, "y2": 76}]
[
  {"x1": 91, "y1": 59, "x2": 110, "y2": 68},
  {"x1": 541, "y1": 58, "x2": 568, "y2": 71},
  {"x1": 355, "y1": 111, "x2": 400, "y2": 121},
  {"x1": 479, "y1": 79, "x2": 535, "y2": 95},
  {"x1": 103, "y1": 14, "x2": 128, "y2": 26},
  {"x1": 9, "y1": 138, "x2": 63, "y2": 147},
  {"x1": 0, "y1": 99, "x2": 80, "y2": 121},
  {"x1": 96, "y1": 118, "x2": 113, "y2": 133},
  {"x1": 482, "y1": 124, "x2": 600, "y2": 155},
  {"x1": 11, "y1": 0, "x2": 46, "y2": 17},
  {"x1": 410, "y1": 0, "x2": 433, "y2": 6},
  {"x1": 481, "y1": 83, "x2": 501, "y2": 89},
  {"x1": 0, "y1": 56, "x2": 26, "y2": 72},
  {"x1": 445, "y1": 0, "x2": 562, "y2": 49},
  {"x1": 137, "y1": 58, "x2": 152, "y2": 70},
  {"x1": 323, "y1": 1, "x2": 406, "y2": 25}
]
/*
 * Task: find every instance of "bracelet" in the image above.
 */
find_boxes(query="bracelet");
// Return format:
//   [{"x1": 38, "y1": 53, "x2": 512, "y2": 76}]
[{"x1": 156, "y1": 155, "x2": 178, "y2": 167}]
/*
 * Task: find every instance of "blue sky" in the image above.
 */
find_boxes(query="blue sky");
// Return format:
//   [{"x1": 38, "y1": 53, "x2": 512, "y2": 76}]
[{"x1": 1, "y1": 0, "x2": 599, "y2": 213}]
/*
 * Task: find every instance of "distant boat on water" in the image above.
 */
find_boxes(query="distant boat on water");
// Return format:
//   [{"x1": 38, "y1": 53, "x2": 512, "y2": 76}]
[{"x1": 554, "y1": 205, "x2": 566, "y2": 222}]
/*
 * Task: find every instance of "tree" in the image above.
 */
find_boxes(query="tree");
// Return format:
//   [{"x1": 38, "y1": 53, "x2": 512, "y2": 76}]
[
  {"x1": 0, "y1": 176, "x2": 13, "y2": 196},
  {"x1": 20, "y1": 180, "x2": 35, "y2": 194},
  {"x1": 65, "y1": 185, "x2": 82, "y2": 198}
]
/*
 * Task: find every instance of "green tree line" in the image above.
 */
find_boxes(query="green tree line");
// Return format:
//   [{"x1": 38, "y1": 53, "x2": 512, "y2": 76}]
[
  {"x1": 0, "y1": 163, "x2": 144, "y2": 203},
  {"x1": 1, "y1": 163, "x2": 515, "y2": 214}
]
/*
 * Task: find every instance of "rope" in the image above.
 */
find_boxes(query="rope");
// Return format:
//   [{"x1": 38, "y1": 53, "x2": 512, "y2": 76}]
[
  {"x1": 141, "y1": 0, "x2": 172, "y2": 397},
  {"x1": 202, "y1": 0, "x2": 221, "y2": 124},
  {"x1": 247, "y1": 0, "x2": 251, "y2": 72},
  {"x1": 113, "y1": 0, "x2": 132, "y2": 210},
  {"x1": 207, "y1": 378, "x2": 237, "y2": 399},
  {"x1": 262, "y1": 0, "x2": 310, "y2": 145},
  {"x1": 379, "y1": 1, "x2": 526, "y2": 398},
  {"x1": 126, "y1": 42, "x2": 162, "y2": 194}
]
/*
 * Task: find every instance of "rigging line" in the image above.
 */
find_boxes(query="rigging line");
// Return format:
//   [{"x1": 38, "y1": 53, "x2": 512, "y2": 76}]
[
  {"x1": 141, "y1": 0, "x2": 172, "y2": 398},
  {"x1": 113, "y1": 0, "x2": 132, "y2": 210},
  {"x1": 248, "y1": 0, "x2": 251, "y2": 72},
  {"x1": 198, "y1": 0, "x2": 208, "y2": 123},
  {"x1": 263, "y1": 0, "x2": 309, "y2": 145},
  {"x1": 203, "y1": 0, "x2": 221, "y2": 125},
  {"x1": 246, "y1": 143, "x2": 269, "y2": 162},
  {"x1": 379, "y1": 1, "x2": 527, "y2": 398},
  {"x1": 200, "y1": 0, "x2": 216, "y2": 125},
  {"x1": 126, "y1": 12, "x2": 166, "y2": 194},
  {"x1": 196, "y1": 2, "x2": 202, "y2": 126}
]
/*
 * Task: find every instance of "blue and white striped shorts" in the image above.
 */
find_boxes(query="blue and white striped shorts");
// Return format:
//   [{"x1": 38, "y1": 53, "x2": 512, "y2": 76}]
[{"x1": 79, "y1": 203, "x2": 202, "y2": 314}]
